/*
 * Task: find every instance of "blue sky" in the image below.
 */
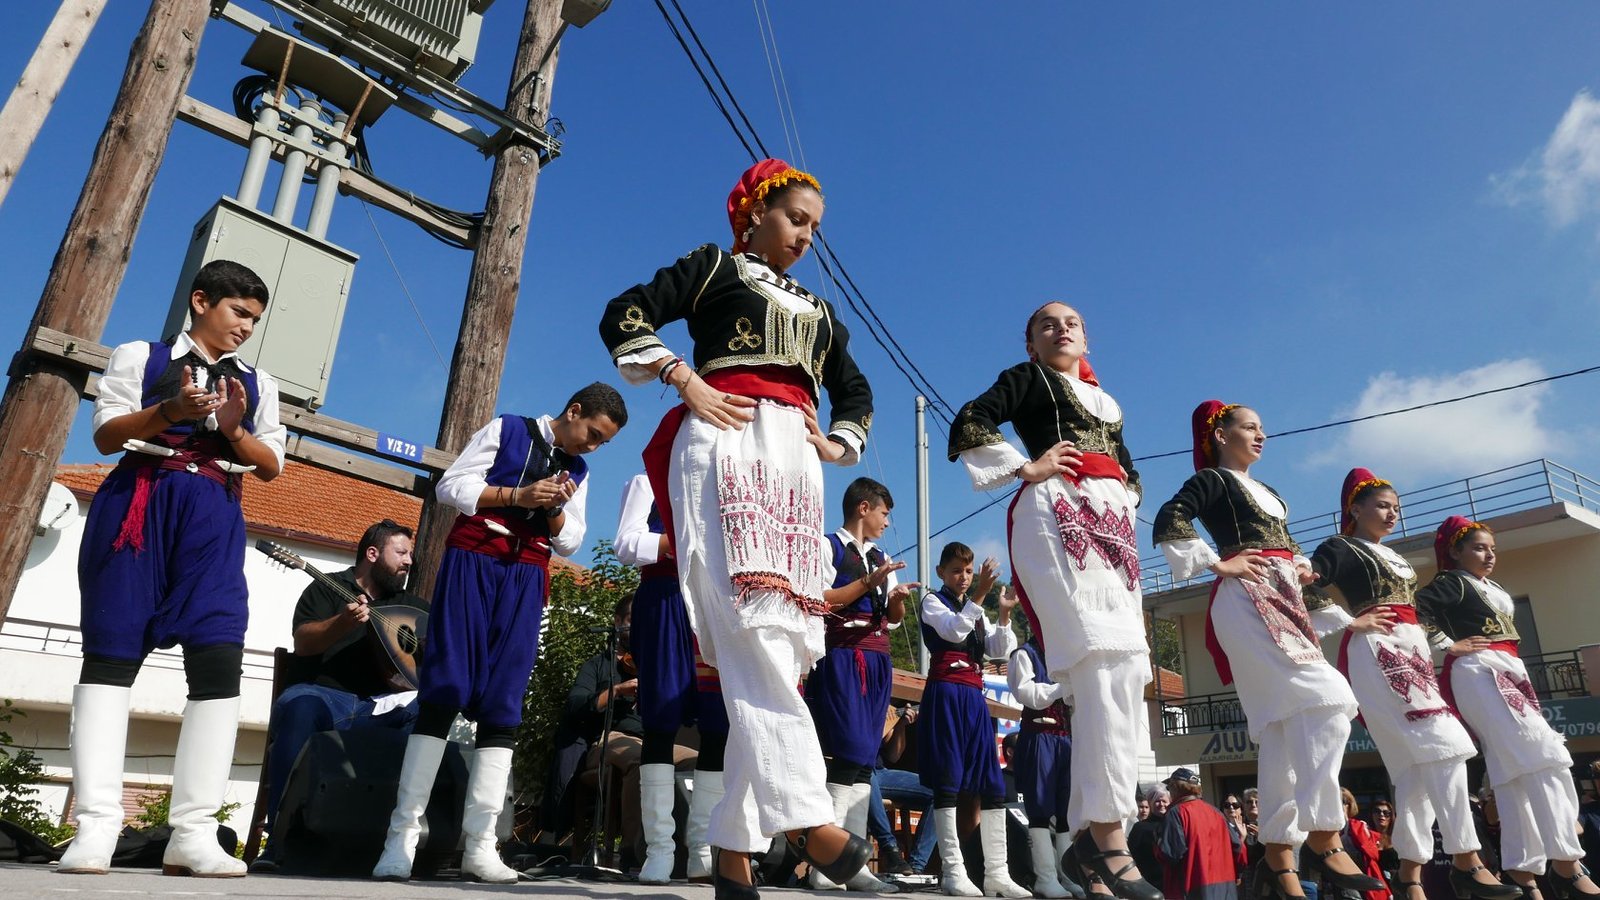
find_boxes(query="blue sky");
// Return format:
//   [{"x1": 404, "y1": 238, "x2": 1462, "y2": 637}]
[{"x1": 4, "y1": 2, "x2": 1599, "y2": 573}]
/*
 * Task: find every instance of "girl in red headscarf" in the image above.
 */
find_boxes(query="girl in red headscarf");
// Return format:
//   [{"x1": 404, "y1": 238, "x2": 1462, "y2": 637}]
[
  {"x1": 598, "y1": 159, "x2": 874, "y2": 899},
  {"x1": 948, "y1": 301, "x2": 1153, "y2": 900},
  {"x1": 1307, "y1": 472, "x2": 1516, "y2": 900},
  {"x1": 1417, "y1": 519, "x2": 1596, "y2": 900},
  {"x1": 1152, "y1": 403, "x2": 1379, "y2": 900}
]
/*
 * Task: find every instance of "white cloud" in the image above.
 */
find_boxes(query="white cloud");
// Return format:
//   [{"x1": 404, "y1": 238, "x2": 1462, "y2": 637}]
[
  {"x1": 1492, "y1": 89, "x2": 1600, "y2": 227},
  {"x1": 970, "y1": 535, "x2": 1008, "y2": 571},
  {"x1": 1306, "y1": 359, "x2": 1568, "y2": 482}
]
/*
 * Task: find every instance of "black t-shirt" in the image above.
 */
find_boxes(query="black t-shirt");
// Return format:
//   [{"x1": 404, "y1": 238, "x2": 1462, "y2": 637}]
[{"x1": 291, "y1": 566, "x2": 428, "y2": 699}]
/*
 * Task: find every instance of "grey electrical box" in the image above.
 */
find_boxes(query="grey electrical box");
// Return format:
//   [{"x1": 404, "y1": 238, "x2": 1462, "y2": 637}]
[{"x1": 163, "y1": 197, "x2": 357, "y2": 409}]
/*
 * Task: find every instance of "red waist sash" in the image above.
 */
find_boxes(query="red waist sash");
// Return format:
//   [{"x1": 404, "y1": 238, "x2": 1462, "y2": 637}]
[
  {"x1": 641, "y1": 365, "x2": 816, "y2": 555},
  {"x1": 825, "y1": 612, "x2": 890, "y2": 654},
  {"x1": 1063, "y1": 451, "x2": 1127, "y2": 485},
  {"x1": 1021, "y1": 700, "x2": 1071, "y2": 736},
  {"x1": 927, "y1": 648, "x2": 984, "y2": 688},
  {"x1": 112, "y1": 432, "x2": 241, "y2": 552},
  {"x1": 1335, "y1": 603, "x2": 1419, "y2": 679},
  {"x1": 445, "y1": 513, "x2": 552, "y2": 566},
  {"x1": 1204, "y1": 548, "x2": 1296, "y2": 686}
]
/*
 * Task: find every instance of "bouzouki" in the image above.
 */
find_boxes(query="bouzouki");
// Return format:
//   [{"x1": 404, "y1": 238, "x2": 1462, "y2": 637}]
[{"x1": 254, "y1": 540, "x2": 428, "y2": 693}]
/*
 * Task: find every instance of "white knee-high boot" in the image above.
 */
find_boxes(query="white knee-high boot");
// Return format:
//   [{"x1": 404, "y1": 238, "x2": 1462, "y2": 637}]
[
  {"x1": 936, "y1": 807, "x2": 982, "y2": 897},
  {"x1": 1030, "y1": 826, "x2": 1070, "y2": 897},
  {"x1": 372, "y1": 734, "x2": 447, "y2": 881},
  {"x1": 161, "y1": 697, "x2": 247, "y2": 877},
  {"x1": 844, "y1": 783, "x2": 899, "y2": 893},
  {"x1": 980, "y1": 808, "x2": 1030, "y2": 898},
  {"x1": 810, "y1": 783, "x2": 854, "y2": 890},
  {"x1": 685, "y1": 769, "x2": 723, "y2": 881},
  {"x1": 459, "y1": 746, "x2": 519, "y2": 883},
  {"x1": 1055, "y1": 830, "x2": 1086, "y2": 898},
  {"x1": 57, "y1": 685, "x2": 131, "y2": 875},
  {"x1": 636, "y1": 763, "x2": 678, "y2": 884}
]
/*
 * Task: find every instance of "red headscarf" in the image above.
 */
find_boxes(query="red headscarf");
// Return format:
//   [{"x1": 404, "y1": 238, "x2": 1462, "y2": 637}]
[
  {"x1": 1434, "y1": 515, "x2": 1490, "y2": 573},
  {"x1": 1190, "y1": 400, "x2": 1240, "y2": 472},
  {"x1": 726, "y1": 158, "x2": 822, "y2": 253},
  {"x1": 1339, "y1": 467, "x2": 1392, "y2": 536}
]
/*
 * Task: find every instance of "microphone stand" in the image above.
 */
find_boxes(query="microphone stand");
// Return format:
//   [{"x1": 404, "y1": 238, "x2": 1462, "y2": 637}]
[{"x1": 522, "y1": 624, "x2": 629, "y2": 882}]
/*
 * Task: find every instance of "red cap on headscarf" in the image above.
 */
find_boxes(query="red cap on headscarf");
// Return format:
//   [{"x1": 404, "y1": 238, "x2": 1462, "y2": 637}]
[
  {"x1": 1190, "y1": 400, "x2": 1240, "y2": 473},
  {"x1": 1339, "y1": 468, "x2": 1392, "y2": 536},
  {"x1": 727, "y1": 158, "x2": 822, "y2": 253},
  {"x1": 1434, "y1": 515, "x2": 1490, "y2": 573}
]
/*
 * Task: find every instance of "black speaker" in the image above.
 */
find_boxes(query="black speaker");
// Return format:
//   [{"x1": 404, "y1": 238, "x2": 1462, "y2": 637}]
[{"x1": 275, "y1": 728, "x2": 468, "y2": 877}]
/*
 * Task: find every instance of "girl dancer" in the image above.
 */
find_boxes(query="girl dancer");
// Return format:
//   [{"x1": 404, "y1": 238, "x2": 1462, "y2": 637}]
[
  {"x1": 598, "y1": 158, "x2": 875, "y2": 899},
  {"x1": 949, "y1": 301, "x2": 1157, "y2": 900},
  {"x1": 1306, "y1": 470, "x2": 1517, "y2": 900},
  {"x1": 1418, "y1": 517, "x2": 1598, "y2": 900},
  {"x1": 1152, "y1": 402, "x2": 1381, "y2": 900}
]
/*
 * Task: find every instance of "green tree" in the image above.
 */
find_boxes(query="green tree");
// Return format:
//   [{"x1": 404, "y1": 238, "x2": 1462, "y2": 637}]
[{"x1": 513, "y1": 540, "x2": 638, "y2": 807}]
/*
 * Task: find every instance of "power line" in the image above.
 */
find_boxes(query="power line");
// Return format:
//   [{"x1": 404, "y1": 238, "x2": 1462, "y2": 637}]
[
  {"x1": 888, "y1": 362, "x2": 1600, "y2": 557},
  {"x1": 1129, "y1": 363, "x2": 1600, "y2": 462}
]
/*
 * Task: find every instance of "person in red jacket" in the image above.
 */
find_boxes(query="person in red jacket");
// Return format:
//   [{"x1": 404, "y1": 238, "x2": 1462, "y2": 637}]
[{"x1": 1158, "y1": 768, "x2": 1246, "y2": 900}]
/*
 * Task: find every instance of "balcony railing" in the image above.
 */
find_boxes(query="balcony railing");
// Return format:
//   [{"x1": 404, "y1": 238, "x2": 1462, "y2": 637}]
[
  {"x1": 1142, "y1": 459, "x2": 1600, "y2": 597},
  {"x1": 1524, "y1": 649, "x2": 1589, "y2": 700},
  {"x1": 1158, "y1": 649, "x2": 1590, "y2": 736}
]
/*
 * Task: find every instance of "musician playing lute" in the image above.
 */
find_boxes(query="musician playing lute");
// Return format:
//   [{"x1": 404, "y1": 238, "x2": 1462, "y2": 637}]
[{"x1": 254, "y1": 519, "x2": 429, "y2": 871}]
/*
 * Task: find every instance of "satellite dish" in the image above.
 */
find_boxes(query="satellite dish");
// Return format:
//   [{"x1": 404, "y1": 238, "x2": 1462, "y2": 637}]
[{"x1": 36, "y1": 482, "x2": 79, "y2": 534}]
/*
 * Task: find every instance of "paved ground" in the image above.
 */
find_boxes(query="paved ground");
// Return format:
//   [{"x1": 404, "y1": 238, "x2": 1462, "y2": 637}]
[{"x1": 1, "y1": 861, "x2": 938, "y2": 898}]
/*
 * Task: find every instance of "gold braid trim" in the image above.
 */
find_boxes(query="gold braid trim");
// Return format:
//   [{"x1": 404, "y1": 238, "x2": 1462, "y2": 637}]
[{"x1": 1451, "y1": 521, "x2": 1491, "y2": 547}]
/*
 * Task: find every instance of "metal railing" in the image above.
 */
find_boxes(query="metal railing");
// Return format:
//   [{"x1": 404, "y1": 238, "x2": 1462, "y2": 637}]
[
  {"x1": 1141, "y1": 459, "x2": 1600, "y2": 596},
  {"x1": 1159, "y1": 691, "x2": 1249, "y2": 736},
  {"x1": 1523, "y1": 649, "x2": 1589, "y2": 700},
  {"x1": 1158, "y1": 649, "x2": 1589, "y2": 736}
]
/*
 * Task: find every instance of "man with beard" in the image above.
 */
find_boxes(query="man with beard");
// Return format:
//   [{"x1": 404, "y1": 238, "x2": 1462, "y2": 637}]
[{"x1": 253, "y1": 520, "x2": 428, "y2": 870}]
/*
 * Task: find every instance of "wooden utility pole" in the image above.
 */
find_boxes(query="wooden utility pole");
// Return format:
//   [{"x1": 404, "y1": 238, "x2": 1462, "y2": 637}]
[
  {"x1": 412, "y1": 0, "x2": 565, "y2": 600},
  {"x1": 0, "y1": 0, "x2": 110, "y2": 210},
  {"x1": 0, "y1": 0, "x2": 210, "y2": 626}
]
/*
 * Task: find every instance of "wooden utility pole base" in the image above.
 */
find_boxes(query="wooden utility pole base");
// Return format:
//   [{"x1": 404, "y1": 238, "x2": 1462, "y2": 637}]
[
  {"x1": 0, "y1": 0, "x2": 211, "y2": 625},
  {"x1": 412, "y1": 0, "x2": 565, "y2": 600}
]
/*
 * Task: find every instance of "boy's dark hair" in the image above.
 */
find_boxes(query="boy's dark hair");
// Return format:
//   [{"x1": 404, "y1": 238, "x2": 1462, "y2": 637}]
[
  {"x1": 614, "y1": 591, "x2": 635, "y2": 623},
  {"x1": 842, "y1": 477, "x2": 893, "y2": 521},
  {"x1": 939, "y1": 541, "x2": 974, "y2": 568},
  {"x1": 566, "y1": 382, "x2": 628, "y2": 430},
  {"x1": 358, "y1": 519, "x2": 413, "y2": 560},
  {"x1": 192, "y1": 259, "x2": 269, "y2": 306}
]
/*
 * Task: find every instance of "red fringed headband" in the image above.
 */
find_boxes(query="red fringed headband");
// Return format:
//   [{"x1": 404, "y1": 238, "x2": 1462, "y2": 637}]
[{"x1": 726, "y1": 158, "x2": 822, "y2": 253}]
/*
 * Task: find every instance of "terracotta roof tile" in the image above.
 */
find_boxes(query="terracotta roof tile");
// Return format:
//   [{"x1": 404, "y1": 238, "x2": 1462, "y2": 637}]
[{"x1": 55, "y1": 462, "x2": 577, "y2": 573}]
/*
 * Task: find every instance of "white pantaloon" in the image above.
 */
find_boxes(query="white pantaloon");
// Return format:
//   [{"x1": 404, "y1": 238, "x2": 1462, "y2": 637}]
[
  {"x1": 1449, "y1": 650, "x2": 1578, "y2": 872},
  {"x1": 1494, "y1": 768, "x2": 1582, "y2": 871},
  {"x1": 1345, "y1": 623, "x2": 1478, "y2": 863},
  {"x1": 1210, "y1": 562, "x2": 1356, "y2": 845},
  {"x1": 1392, "y1": 758, "x2": 1478, "y2": 862},
  {"x1": 670, "y1": 403, "x2": 833, "y2": 852},
  {"x1": 1009, "y1": 474, "x2": 1149, "y2": 835},
  {"x1": 1063, "y1": 652, "x2": 1150, "y2": 833},
  {"x1": 1255, "y1": 704, "x2": 1351, "y2": 845}
]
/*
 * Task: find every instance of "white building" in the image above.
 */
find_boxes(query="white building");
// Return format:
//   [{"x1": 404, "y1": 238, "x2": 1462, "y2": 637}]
[{"x1": 0, "y1": 461, "x2": 428, "y2": 833}]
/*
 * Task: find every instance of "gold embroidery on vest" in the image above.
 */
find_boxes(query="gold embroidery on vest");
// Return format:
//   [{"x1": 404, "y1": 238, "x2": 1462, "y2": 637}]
[{"x1": 728, "y1": 317, "x2": 762, "y2": 351}]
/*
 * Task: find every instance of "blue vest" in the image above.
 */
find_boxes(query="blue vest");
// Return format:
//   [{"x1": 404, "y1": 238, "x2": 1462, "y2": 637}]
[
  {"x1": 479, "y1": 414, "x2": 589, "y2": 538},
  {"x1": 140, "y1": 339, "x2": 261, "y2": 438},
  {"x1": 920, "y1": 587, "x2": 985, "y2": 666}
]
